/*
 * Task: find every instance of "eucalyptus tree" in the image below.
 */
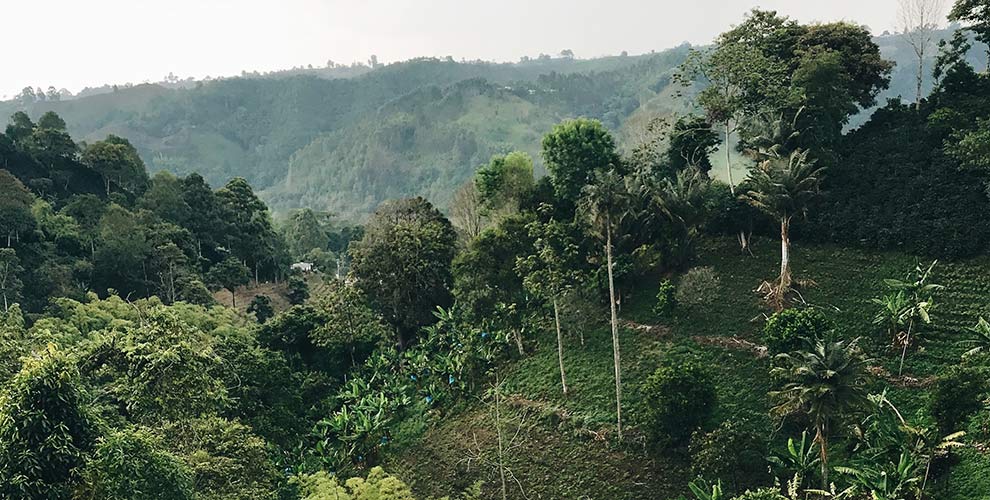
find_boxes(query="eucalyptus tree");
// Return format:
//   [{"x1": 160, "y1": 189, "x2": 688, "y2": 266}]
[
  {"x1": 770, "y1": 337, "x2": 872, "y2": 489},
  {"x1": 740, "y1": 147, "x2": 824, "y2": 309},
  {"x1": 206, "y1": 256, "x2": 250, "y2": 308},
  {"x1": 578, "y1": 169, "x2": 630, "y2": 439}
]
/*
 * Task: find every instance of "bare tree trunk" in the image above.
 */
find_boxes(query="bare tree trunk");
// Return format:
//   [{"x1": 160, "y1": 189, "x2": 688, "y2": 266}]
[
  {"x1": 780, "y1": 217, "x2": 791, "y2": 288},
  {"x1": 724, "y1": 120, "x2": 735, "y2": 194},
  {"x1": 230, "y1": 289, "x2": 236, "y2": 308},
  {"x1": 3, "y1": 292, "x2": 7, "y2": 313},
  {"x1": 606, "y1": 216, "x2": 623, "y2": 441},
  {"x1": 513, "y1": 328, "x2": 525, "y2": 356},
  {"x1": 916, "y1": 48, "x2": 925, "y2": 110},
  {"x1": 494, "y1": 369, "x2": 508, "y2": 500},
  {"x1": 553, "y1": 297, "x2": 568, "y2": 396},
  {"x1": 899, "y1": 317, "x2": 915, "y2": 376},
  {"x1": 817, "y1": 422, "x2": 829, "y2": 489}
]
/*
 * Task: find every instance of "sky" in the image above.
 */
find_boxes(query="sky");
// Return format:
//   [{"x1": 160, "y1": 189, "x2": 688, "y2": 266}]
[{"x1": 1, "y1": 0, "x2": 934, "y2": 99}]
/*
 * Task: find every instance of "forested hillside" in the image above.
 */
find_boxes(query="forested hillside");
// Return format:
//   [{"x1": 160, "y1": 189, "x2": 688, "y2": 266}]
[
  {"x1": 3, "y1": 30, "x2": 985, "y2": 218},
  {"x1": 3, "y1": 4, "x2": 990, "y2": 500}
]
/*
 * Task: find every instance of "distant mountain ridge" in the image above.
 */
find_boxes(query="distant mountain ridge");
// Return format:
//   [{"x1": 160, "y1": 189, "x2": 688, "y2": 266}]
[{"x1": 2, "y1": 31, "x2": 986, "y2": 218}]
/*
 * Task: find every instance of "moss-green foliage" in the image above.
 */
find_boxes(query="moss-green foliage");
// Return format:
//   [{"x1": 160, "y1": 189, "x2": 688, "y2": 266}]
[
  {"x1": 762, "y1": 308, "x2": 833, "y2": 354},
  {"x1": 79, "y1": 428, "x2": 194, "y2": 500},
  {"x1": 294, "y1": 466, "x2": 415, "y2": 500},
  {"x1": 641, "y1": 352, "x2": 717, "y2": 446},
  {"x1": 87, "y1": 309, "x2": 228, "y2": 424}
]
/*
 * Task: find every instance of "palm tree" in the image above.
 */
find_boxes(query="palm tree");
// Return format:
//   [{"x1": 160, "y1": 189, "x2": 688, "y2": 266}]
[
  {"x1": 740, "y1": 148, "x2": 824, "y2": 309},
  {"x1": 770, "y1": 337, "x2": 872, "y2": 489},
  {"x1": 652, "y1": 167, "x2": 712, "y2": 267},
  {"x1": 578, "y1": 168, "x2": 630, "y2": 440}
]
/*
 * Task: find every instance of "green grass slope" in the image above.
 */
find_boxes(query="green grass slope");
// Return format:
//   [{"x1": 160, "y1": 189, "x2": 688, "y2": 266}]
[{"x1": 382, "y1": 237, "x2": 990, "y2": 500}]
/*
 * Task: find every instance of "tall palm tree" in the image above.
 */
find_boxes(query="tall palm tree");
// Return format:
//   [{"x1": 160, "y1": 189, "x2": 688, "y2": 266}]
[
  {"x1": 579, "y1": 168, "x2": 630, "y2": 440},
  {"x1": 740, "y1": 148, "x2": 824, "y2": 309},
  {"x1": 770, "y1": 337, "x2": 872, "y2": 489}
]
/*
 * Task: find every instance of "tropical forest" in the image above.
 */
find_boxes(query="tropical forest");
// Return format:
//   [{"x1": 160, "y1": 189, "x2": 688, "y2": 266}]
[{"x1": 1, "y1": 1, "x2": 990, "y2": 499}]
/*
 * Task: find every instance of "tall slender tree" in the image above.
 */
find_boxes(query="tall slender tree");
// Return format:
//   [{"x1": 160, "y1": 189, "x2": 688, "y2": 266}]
[
  {"x1": 579, "y1": 169, "x2": 630, "y2": 440},
  {"x1": 517, "y1": 210, "x2": 582, "y2": 395},
  {"x1": 898, "y1": 0, "x2": 948, "y2": 108}
]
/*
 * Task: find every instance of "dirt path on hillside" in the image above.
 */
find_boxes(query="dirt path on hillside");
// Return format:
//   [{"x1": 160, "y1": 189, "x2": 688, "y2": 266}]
[{"x1": 620, "y1": 318, "x2": 935, "y2": 388}]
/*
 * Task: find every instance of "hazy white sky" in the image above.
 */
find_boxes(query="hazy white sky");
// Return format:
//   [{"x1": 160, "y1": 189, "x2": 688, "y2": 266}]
[{"x1": 1, "y1": 0, "x2": 926, "y2": 99}]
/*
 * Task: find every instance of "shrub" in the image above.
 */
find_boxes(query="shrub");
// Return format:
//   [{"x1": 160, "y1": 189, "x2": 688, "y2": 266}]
[
  {"x1": 930, "y1": 366, "x2": 988, "y2": 433},
  {"x1": 690, "y1": 420, "x2": 770, "y2": 495},
  {"x1": 731, "y1": 488, "x2": 787, "y2": 500},
  {"x1": 762, "y1": 308, "x2": 832, "y2": 354},
  {"x1": 293, "y1": 466, "x2": 417, "y2": 500},
  {"x1": 79, "y1": 428, "x2": 194, "y2": 500},
  {"x1": 653, "y1": 279, "x2": 677, "y2": 318},
  {"x1": 287, "y1": 273, "x2": 310, "y2": 305},
  {"x1": 642, "y1": 355, "x2": 717, "y2": 446},
  {"x1": 676, "y1": 267, "x2": 720, "y2": 307},
  {"x1": 966, "y1": 408, "x2": 990, "y2": 443}
]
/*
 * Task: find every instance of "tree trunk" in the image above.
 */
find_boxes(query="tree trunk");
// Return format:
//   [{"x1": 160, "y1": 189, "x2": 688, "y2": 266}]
[
  {"x1": 606, "y1": 216, "x2": 623, "y2": 441},
  {"x1": 899, "y1": 317, "x2": 915, "y2": 376},
  {"x1": 230, "y1": 289, "x2": 236, "y2": 308},
  {"x1": 724, "y1": 120, "x2": 735, "y2": 194},
  {"x1": 916, "y1": 50, "x2": 924, "y2": 110},
  {"x1": 494, "y1": 369, "x2": 508, "y2": 500},
  {"x1": 513, "y1": 328, "x2": 525, "y2": 356},
  {"x1": 553, "y1": 297, "x2": 568, "y2": 396},
  {"x1": 3, "y1": 292, "x2": 7, "y2": 313},
  {"x1": 817, "y1": 422, "x2": 829, "y2": 489},
  {"x1": 778, "y1": 216, "x2": 791, "y2": 309}
]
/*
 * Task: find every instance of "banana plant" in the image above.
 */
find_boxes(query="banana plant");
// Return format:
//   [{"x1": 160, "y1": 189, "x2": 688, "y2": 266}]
[
  {"x1": 769, "y1": 431, "x2": 821, "y2": 495},
  {"x1": 688, "y1": 479, "x2": 724, "y2": 500},
  {"x1": 874, "y1": 261, "x2": 943, "y2": 375},
  {"x1": 962, "y1": 317, "x2": 990, "y2": 358},
  {"x1": 834, "y1": 452, "x2": 921, "y2": 500}
]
